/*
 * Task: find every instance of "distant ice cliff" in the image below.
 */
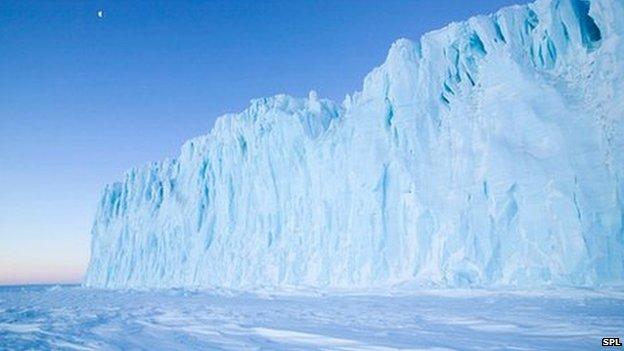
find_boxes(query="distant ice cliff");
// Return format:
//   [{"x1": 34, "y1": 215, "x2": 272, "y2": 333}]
[{"x1": 86, "y1": 0, "x2": 624, "y2": 289}]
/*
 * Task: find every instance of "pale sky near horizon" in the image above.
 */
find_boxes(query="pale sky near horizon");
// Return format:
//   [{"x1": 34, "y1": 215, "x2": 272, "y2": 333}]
[{"x1": 0, "y1": 0, "x2": 519, "y2": 285}]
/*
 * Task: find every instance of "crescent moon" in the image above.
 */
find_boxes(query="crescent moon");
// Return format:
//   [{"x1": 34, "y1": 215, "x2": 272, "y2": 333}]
[{"x1": 97, "y1": 10, "x2": 104, "y2": 18}]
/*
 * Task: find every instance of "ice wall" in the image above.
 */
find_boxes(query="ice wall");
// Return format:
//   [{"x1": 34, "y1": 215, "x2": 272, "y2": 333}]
[{"x1": 85, "y1": 0, "x2": 624, "y2": 289}]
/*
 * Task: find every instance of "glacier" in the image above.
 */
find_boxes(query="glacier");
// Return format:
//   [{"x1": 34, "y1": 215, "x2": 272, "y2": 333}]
[{"x1": 85, "y1": 0, "x2": 624, "y2": 289}]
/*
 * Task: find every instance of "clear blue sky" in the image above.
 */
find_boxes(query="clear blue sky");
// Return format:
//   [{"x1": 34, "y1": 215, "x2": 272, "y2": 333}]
[{"x1": 0, "y1": 0, "x2": 519, "y2": 285}]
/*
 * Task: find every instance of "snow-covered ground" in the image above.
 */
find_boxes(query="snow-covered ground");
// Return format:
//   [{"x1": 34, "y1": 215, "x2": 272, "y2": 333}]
[{"x1": 1, "y1": 285, "x2": 622, "y2": 350}]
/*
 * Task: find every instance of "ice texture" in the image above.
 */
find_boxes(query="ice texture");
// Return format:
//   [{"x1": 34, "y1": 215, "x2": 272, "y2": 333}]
[
  {"x1": 85, "y1": 0, "x2": 624, "y2": 289},
  {"x1": 3, "y1": 286, "x2": 624, "y2": 350}
]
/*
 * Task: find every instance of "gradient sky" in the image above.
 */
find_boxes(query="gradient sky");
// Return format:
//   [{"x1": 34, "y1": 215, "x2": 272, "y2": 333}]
[{"x1": 0, "y1": 0, "x2": 519, "y2": 285}]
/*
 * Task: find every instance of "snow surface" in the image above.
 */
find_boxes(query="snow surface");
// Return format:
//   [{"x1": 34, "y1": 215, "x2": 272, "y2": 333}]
[
  {"x1": 1, "y1": 285, "x2": 623, "y2": 350},
  {"x1": 85, "y1": 0, "x2": 624, "y2": 289}
]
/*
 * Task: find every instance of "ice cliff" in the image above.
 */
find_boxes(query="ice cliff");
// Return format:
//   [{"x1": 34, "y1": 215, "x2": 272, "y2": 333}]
[{"x1": 85, "y1": 0, "x2": 624, "y2": 289}]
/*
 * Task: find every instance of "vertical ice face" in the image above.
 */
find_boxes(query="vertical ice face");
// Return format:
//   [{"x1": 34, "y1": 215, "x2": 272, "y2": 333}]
[{"x1": 85, "y1": 0, "x2": 624, "y2": 289}]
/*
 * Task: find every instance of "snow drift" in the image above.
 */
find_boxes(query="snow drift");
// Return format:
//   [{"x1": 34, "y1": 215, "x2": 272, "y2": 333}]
[{"x1": 85, "y1": 0, "x2": 624, "y2": 289}]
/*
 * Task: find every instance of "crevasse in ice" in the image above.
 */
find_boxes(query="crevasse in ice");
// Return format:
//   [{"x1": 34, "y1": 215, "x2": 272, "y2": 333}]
[{"x1": 85, "y1": 0, "x2": 624, "y2": 289}]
